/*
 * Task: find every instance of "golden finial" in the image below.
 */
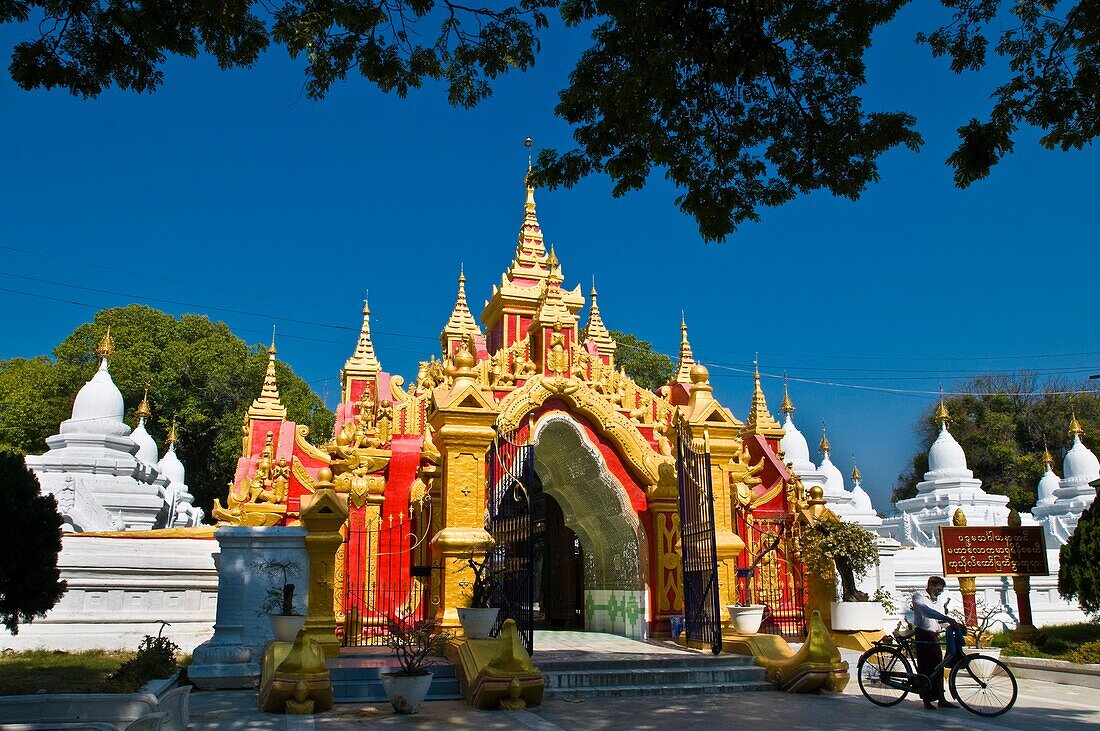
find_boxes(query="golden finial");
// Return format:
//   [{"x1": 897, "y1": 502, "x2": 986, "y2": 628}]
[
  {"x1": 1069, "y1": 410, "x2": 1085, "y2": 437},
  {"x1": 247, "y1": 334, "x2": 288, "y2": 420},
  {"x1": 167, "y1": 417, "x2": 179, "y2": 447},
  {"x1": 933, "y1": 398, "x2": 950, "y2": 425},
  {"x1": 1043, "y1": 443, "x2": 1054, "y2": 467},
  {"x1": 547, "y1": 245, "x2": 559, "y2": 271},
  {"x1": 344, "y1": 293, "x2": 381, "y2": 378},
  {"x1": 851, "y1": 456, "x2": 861, "y2": 482},
  {"x1": 744, "y1": 362, "x2": 783, "y2": 437},
  {"x1": 440, "y1": 266, "x2": 483, "y2": 353},
  {"x1": 525, "y1": 136, "x2": 533, "y2": 173},
  {"x1": 96, "y1": 325, "x2": 115, "y2": 361},
  {"x1": 673, "y1": 314, "x2": 696, "y2": 384},
  {"x1": 135, "y1": 386, "x2": 151, "y2": 422},
  {"x1": 781, "y1": 373, "x2": 794, "y2": 415},
  {"x1": 952, "y1": 508, "x2": 967, "y2": 527},
  {"x1": 819, "y1": 420, "x2": 831, "y2": 454}
]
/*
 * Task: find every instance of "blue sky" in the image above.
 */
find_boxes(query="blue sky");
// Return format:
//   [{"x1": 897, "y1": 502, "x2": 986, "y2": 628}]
[{"x1": 1, "y1": 6, "x2": 1097, "y2": 511}]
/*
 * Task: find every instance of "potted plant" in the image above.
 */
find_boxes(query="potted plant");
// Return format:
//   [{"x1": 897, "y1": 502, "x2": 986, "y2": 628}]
[
  {"x1": 381, "y1": 618, "x2": 452, "y2": 714},
  {"x1": 799, "y1": 519, "x2": 882, "y2": 632},
  {"x1": 951, "y1": 598, "x2": 1009, "y2": 659},
  {"x1": 457, "y1": 554, "x2": 500, "y2": 639},
  {"x1": 253, "y1": 558, "x2": 306, "y2": 642},
  {"x1": 727, "y1": 567, "x2": 766, "y2": 635}
]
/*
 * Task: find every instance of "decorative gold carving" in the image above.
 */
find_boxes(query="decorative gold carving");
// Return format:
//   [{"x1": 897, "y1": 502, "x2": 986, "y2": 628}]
[
  {"x1": 497, "y1": 375, "x2": 665, "y2": 486},
  {"x1": 212, "y1": 431, "x2": 290, "y2": 526}
]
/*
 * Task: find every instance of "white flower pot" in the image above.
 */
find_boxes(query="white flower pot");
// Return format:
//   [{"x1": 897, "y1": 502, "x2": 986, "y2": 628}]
[
  {"x1": 458, "y1": 607, "x2": 500, "y2": 639},
  {"x1": 269, "y1": 614, "x2": 306, "y2": 643},
  {"x1": 381, "y1": 671, "x2": 433, "y2": 714},
  {"x1": 726, "y1": 604, "x2": 766, "y2": 635},
  {"x1": 831, "y1": 601, "x2": 884, "y2": 632}
]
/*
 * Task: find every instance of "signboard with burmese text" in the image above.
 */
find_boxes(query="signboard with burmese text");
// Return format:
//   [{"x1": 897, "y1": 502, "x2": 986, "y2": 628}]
[{"x1": 939, "y1": 526, "x2": 1049, "y2": 577}]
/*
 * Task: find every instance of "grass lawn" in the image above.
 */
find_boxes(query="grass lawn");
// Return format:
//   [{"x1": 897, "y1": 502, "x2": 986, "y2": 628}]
[
  {"x1": 0, "y1": 649, "x2": 134, "y2": 695},
  {"x1": 994, "y1": 622, "x2": 1100, "y2": 663}
]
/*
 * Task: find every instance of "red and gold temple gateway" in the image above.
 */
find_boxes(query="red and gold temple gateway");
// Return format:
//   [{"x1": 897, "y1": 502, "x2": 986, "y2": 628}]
[{"x1": 212, "y1": 175, "x2": 829, "y2": 648}]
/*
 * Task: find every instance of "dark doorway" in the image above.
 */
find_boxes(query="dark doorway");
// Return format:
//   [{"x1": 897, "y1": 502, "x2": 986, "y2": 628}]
[{"x1": 537, "y1": 493, "x2": 584, "y2": 629}]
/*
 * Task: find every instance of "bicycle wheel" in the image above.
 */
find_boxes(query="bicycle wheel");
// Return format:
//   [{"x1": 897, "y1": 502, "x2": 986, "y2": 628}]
[
  {"x1": 857, "y1": 647, "x2": 912, "y2": 707},
  {"x1": 949, "y1": 654, "x2": 1018, "y2": 717}
]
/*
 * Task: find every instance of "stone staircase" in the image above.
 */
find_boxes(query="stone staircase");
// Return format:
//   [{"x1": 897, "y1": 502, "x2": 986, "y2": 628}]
[
  {"x1": 539, "y1": 654, "x2": 773, "y2": 700},
  {"x1": 328, "y1": 655, "x2": 463, "y2": 703}
]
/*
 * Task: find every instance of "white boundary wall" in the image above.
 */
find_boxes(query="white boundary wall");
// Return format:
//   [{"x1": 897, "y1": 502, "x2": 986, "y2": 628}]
[{"x1": 1, "y1": 532, "x2": 219, "y2": 653}]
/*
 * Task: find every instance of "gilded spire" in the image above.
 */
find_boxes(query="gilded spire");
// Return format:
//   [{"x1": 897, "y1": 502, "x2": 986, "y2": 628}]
[
  {"x1": 440, "y1": 268, "x2": 483, "y2": 353},
  {"x1": 167, "y1": 417, "x2": 178, "y2": 447},
  {"x1": 135, "y1": 387, "x2": 151, "y2": 423},
  {"x1": 96, "y1": 325, "x2": 115, "y2": 361},
  {"x1": 819, "y1": 420, "x2": 831, "y2": 454},
  {"x1": 934, "y1": 398, "x2": 950, "y2": 426},
  {"x1": 673, "y1": 313, "x2": 696, "y2": 384},
  {"x1": 1043, "y1": 444, "x2": 1054, "y2": 467},
  {"x1": 851, "y1": 457, "x2": 861, "y2": 482},
  {"x1": 582, "y1": 281, "x2": 617, "y2": 363},
  {"x1": 248, "y1": 336, "x2": 288, "y2": 420},
  {"x1": 344, "y1": 295, "x2": 382, "y2": 378},
  {"x1": 744, "y1": 365, "x2": 784, "y2": 438},
  {"x1": 781, "y1": 373, "x2": 795, "y2": 415},
  {"x1": 1069, "y1": 411, "x2": 1085, "y2": 437}
]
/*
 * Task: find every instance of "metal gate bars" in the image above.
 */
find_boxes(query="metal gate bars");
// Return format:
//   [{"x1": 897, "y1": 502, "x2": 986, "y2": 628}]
[
  {"x1": 486, "y1": 424, "x2": 538, "y2": 655},
  {"x1": 341, "y1": 497, "x2": 437, "y2": 647},
  {"x1": 675, "y1": 417, "x2": 723, "y2": 655}
]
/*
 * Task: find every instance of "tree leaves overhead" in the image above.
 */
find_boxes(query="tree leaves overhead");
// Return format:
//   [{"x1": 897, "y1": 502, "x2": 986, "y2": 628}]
[
  {"x1": 918, "y1": 1, "x2": 1100, "y2": 187},
  {"x1": 892, "y1": 374, "x2": 1100, "y2": 512},
  {"x1": 4, "y1": 2, "x2": 1099, "y2": 239},
  {"x1": 535, "y1": 0, "x2": 921, "y2": 241},
  {"x1": 0, "y1": 305, "x2": 333, "y2": 520}
]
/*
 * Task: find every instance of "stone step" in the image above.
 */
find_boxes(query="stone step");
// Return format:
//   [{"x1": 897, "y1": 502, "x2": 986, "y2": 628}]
[
  {"x1": 329, "y1": 660, "x2": 463, "y2": 702},
  {"x1": 544, "y1": 666, "x2": 764, "y2": 689},
  {"x1": 537, "y1": 655, "x2": 758, "y2": 672},
  {"x1": 545, "y1": 680, "x2": 775, "y2": 700}
]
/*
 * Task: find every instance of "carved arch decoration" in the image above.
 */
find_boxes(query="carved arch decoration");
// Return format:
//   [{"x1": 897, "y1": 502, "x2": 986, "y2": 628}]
[{"x1": 496, "y1": 375, "x2": 668, "y2": 486}]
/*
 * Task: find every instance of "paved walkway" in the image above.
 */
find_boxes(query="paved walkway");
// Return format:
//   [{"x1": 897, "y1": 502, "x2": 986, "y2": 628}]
[{"x1": 187, "y1": 635, "x2": 1100, "y2": 730}]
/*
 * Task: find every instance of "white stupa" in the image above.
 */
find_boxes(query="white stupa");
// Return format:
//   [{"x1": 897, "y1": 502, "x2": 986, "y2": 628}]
[
  {"x1": 778, "y1": 382, "x2": 831, "y2": 494},
  {"x1": 878, "y1": 400, "x2": 1009, "y2": 546},
  {"x1": 844, "y1": 461, "x2": 883, "y2": 528},
  {"x1": 817, "y1": 421, "x2": 855, "y2": 514},
  {"x1": 1031, "y1": 415, "x2": 1098, "y2": 545},
  {"x1": 157, "y1": 419, "x2": 201, "y2": 527},
  {"x1": 25, "y1": 328, "x2": 170, "y2": 531}
]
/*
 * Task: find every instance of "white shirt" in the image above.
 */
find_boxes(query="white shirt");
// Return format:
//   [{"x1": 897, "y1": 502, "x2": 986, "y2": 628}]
[{"x1": 911, "y1": 589, "x2": 950, "y2": 632}]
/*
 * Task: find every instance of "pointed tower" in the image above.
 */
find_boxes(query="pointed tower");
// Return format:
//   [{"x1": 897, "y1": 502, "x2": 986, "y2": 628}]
[
  {"x1": 529, "y1": 247, "x2": 580, "y2": 377},
  {"x1": 742, "y1": 366, "x2": 784, "y2": 440},
  {"x1": 845, "y1": 457, "x2": 882, "y2": 527},
  {"x1": 248, "y1": 336, "x2": 288, "y2": 421},
  {"x1": 673, "y1": 314, "x2": 696, "y2": 384},
  {"x1": 342, "y1": 296, "x2": 382, "y2": 403},
  {"x1": 816, "y1": 420, "x2": 847, "y2": 500},
  {"x1": 131, "y1": 387, "x2": 160, "y2": 467},
  {"x1": 481, "y1": 164, "x2": 582, "y2": 353},
  {"x1": 778, "y1": 377, "x2": 816, "y2": 474},
  {"x1": 582, "y1": 282, "x2": 617, "y2": 366},
  {"x1": 441, "y1": 268, "x2": 484, "y2": 357}
]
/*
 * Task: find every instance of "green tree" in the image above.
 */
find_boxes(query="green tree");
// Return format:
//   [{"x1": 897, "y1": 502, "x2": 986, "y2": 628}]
[
  {"x1": 893, "y1": 374, "x2": 1100, "y2": 511},
  {"x1": 609, "y1": 330, "x2": 674, "y2": 392},
  {"x1": 0, "y1": 305, "x2": 334, "y2": 519},
  {"x1": 0, "y1": 453, "x2": 66, "y2": 633},
  {"x1": 1059, "y1": 498, "x2": 1100, "y2": 615},
  {"x1": 4, "y1": 2, "x2": 1096, "y2": 240}
]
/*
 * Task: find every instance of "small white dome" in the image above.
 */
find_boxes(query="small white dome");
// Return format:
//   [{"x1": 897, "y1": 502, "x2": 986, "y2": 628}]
[
  {"x1": 70, "y1": 359, "x2": 125, "y2": 424},
  {"x1": 780, "y1": 415, "x2": 815, "y2": 473},
  {"x1": 925, "y1": 424, "x2": 972, "y2": 480},
  {"x1": 1037, "y1": 465, "x2": 1060, "y2": 504},
  {"x1": 818, "y1": 453, "x2": 846, "y2": 497},
  {"x1": 851, "y1": 480, "x2": 874, "y2": 513},
  {"x1": 157, "y1": 444, "x2": 186, "y2": 486},
  {"x1": 1062, "y1": 435, "x2": 1100, "y2": 483},
  {"x1": 131, "y1": 418, "x2": 159, "y2": 466}
]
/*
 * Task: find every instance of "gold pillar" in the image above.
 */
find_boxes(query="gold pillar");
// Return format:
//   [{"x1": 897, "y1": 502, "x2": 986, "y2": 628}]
[
  {"x1": 649, "y1": 463, "x2": 683, "y2": 625},
  {"x1": 427, "y1": 370, "x2": 498, "y2": 633},
  {"x1": 707, "y1": 438, "x2": 747, "y2": 615},
  {"x1": 300, "y1": 474, "x2": 349, "y2": 660}
]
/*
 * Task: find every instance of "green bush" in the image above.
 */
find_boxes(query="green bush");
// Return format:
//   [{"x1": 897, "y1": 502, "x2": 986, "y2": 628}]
[
  {"x1": 1066, "y1": 641, "x2": 1100, "y2": 665},
  {"x1": 100, "y1": 634, "x2": 179, "y2": 693}
]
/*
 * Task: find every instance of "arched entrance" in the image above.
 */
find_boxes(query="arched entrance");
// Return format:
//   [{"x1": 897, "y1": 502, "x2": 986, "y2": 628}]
[{"x1": 531, "y1": 413, "x2": 649, "y2": 639}]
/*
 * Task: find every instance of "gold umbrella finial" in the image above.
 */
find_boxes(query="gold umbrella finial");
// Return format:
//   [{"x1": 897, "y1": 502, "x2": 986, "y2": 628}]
[
  {"x1": 135, "y1": 386, "x2": 151, "y2": 422},
  {"x1": 96, "y1": 325, "x2": 115, "y2": 361}
]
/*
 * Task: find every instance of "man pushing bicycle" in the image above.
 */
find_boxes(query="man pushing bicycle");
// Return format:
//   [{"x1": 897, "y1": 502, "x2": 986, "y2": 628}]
[{"x1": 911, "y1": 575, "x2": 965, "y2": 710}]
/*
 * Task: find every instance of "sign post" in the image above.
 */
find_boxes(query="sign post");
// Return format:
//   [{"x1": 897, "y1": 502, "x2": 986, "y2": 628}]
[{"x1": 939, "y1": 509, "x2": 1048, "y2": 633}]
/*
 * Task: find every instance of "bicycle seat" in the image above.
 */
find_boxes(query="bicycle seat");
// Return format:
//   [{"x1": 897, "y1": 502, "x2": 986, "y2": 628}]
[{"x1": 893, "y1": 622, "x2": 915, "y2": 640}]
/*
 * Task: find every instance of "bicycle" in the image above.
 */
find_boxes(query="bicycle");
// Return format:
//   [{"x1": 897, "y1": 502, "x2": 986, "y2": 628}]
[{"x1": 856, "y1": 622, "x2": 1018, "y2": 717}]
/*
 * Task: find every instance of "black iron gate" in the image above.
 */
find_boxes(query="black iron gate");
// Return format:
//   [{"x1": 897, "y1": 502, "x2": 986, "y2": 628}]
[
  {"x1": 675, "y1": 417, "x2": 723, "y2": 654},
  {"x1": 341, "y1": 497, "x2": 437, "y2": 647},
  {"x1": 486, "y1": 424, "x2": 538, "y2": 654}
]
